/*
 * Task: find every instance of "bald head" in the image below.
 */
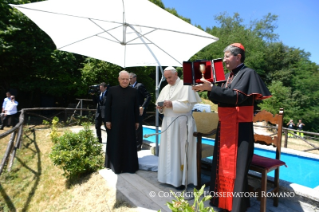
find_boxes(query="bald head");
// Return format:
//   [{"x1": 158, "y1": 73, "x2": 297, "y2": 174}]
[{"x1": 118, "y1": 70, "x2": 130, "y2": 88}]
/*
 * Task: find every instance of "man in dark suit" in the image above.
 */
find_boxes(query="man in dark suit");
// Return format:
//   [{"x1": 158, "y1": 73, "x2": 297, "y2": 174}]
[
  {"x1": 129, "y1": 73, "x2": 151, "y2": 150},
  {"x1": 92, "y1": 82, "x2": 108, "y2": 143}
]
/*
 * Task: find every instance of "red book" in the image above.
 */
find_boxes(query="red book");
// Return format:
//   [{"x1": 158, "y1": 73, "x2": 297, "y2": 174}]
[{"x1": 183, "y1": 59, "x2": 226, "y2": 85}]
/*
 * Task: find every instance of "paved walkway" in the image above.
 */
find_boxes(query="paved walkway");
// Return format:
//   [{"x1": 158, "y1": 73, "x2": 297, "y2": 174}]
[{"x1": 99, "y1": 159, "x2": 319, "y2": 212}]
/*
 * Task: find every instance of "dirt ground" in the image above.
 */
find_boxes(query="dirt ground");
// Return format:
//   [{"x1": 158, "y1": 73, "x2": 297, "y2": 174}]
[
  {"x1": 254, "y1": 122, "x2": 319, "y2": 155},
  {"x1": 284, "y1": 136, "x2": 319, "y2": 155}
]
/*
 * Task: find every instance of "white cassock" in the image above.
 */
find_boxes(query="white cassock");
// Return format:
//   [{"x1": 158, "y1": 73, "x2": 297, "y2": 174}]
[{"x1": 156, "y1": 77, "x2": 201, "y2": 187}]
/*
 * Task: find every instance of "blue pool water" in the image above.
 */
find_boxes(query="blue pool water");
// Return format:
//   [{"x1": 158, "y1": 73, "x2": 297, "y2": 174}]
[{"x1": 143, "y1": 127, "x2": 319, "y2": 189}]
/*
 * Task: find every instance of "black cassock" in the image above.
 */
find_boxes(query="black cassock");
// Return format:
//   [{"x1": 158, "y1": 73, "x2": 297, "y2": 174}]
[
  {"x1": 105, "y1": 85, "x2": 139, "y2": 174},
  {"x1": 208, "y1": 64, "x2": 271, "y2": 212}
]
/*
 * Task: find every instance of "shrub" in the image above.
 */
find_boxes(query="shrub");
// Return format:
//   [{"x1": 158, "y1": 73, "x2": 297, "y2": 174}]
[
  {"x1": 43, "y1": 116, "x2": 61, "y2": 143},
  {"x1": 50, "y1": 122, "x2": 104, "y2": 179}
]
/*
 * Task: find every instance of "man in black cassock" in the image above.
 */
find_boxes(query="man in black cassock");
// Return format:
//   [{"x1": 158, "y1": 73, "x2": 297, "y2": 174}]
[
  {"x1": 105, "y1": 70, "x2": 140, "y2": 174},
  {"x1": 193, "y1": 43, "x2": 271, "y2": 212}
]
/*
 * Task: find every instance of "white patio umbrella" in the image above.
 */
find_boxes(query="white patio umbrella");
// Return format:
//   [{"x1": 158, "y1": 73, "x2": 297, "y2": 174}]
[
  {"x1": 10, "y1": 0, "x2": 219, "y2": 192},
  {"x1": 10, "y1": 0, "x2": 219, "y2": 150},
  {"x1": 10, "y1": 0, "x2": 218, "y2": 68}
]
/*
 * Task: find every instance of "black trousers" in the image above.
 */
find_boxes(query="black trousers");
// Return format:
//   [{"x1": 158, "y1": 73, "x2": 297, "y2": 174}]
[
  {"x1": 1, "y1": 114, "x2": 17, "y2": 128},
  {"x1": 95, "y1": 114, "x2": 106, "y2": 143},
  {"x1": 136, "y1": 114, "x2": 145, "y2": 147}
]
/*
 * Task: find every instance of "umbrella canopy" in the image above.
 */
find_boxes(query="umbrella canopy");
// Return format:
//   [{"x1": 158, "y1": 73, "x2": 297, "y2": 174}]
[{"x1": 10, "y1": 0, "x2": 218, "y2": 68}]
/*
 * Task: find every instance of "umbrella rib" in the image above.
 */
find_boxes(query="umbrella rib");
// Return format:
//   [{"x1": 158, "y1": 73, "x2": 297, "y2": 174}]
[
  {"x1": 125, "y1": 29, "x2": 156, "y2": 44},
  {"x1": 11, "y1": 5, "x2": 218, "y2": 41},
  {"x1": 129, "y1": 25, "x2": 182, "y2": 66},
  {"x1": 128, "y1": 23, "x2": 219, "y2": 41},
  {"x1": 126, "y1": 43, "x2": 153, "y2": 45},
  {"x1": 58, "y1": 30, "x2": 119, "y2": 49},
  {"x1": 89, "y1": 19, "x2": 122, "y2": 44},
  {"x1": 95, "y1": 35, "x2": 122, "y2": 44},
  {"x1": 10, "y1": 5, "x2": 124, "y2": 26}
]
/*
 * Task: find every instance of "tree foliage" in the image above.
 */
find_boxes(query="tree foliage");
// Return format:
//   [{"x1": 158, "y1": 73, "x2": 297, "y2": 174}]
[
  {"x1": 1, "y1": 0, "x2": 319, "y2": 131},
  {"x1": 196, "y1": 12, "x2": 319, "y2": 132},
  {"x1": 0, "y1": 0, "x2": 86, "y2": 107}
]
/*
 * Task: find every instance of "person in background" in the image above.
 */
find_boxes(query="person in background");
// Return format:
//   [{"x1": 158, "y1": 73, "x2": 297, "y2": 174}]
[
  {"x1": 296, "y1": 119, "x2": 305, "y2": 138},
  {"x1": 156, "y1": 66, "x2": 201, "y2": 190},
  {"x1": 129, "y1": 72, "x2": 151, "y2": 151},
  {"x1": 0, "y1": 92, "x2": 11, "y2": 126},
  {"x1": 2, "y1": 91, "x2": 11, "y2": 113},
  {"x1": 1, "y1": 95, "x2": 18, "y2": 130},
  {"x1": 192, "y1": 43, "x2": 271, "y2": 212},
  {"x1": 92, "y1": 82, "x2": 108, "y2": 143},
  {"x1": 105, "y1": 71, "x2": 139, "y2": 174},
  {"x1": 287, "y1": 119, "x2": 295, "y2": 138}
]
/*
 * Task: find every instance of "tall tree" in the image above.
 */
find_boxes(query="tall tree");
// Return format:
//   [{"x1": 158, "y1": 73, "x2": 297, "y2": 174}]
[{"x1": 0, "y1": 0, "x2": 86, "y2": 107}]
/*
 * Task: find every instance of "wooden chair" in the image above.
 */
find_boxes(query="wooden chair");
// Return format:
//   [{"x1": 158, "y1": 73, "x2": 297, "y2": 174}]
[
  {"x1": 250, "y1": 108, "x2": 286, "y2": 212},
  {"x1": 192, "y1": 111, "x2": 218, "y2": 189}
]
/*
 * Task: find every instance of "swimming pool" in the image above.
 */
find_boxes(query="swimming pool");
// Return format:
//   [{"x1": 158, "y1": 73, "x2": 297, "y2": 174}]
[{"x1": 143, "y1": 127, "x2": 319, "y2": 189}]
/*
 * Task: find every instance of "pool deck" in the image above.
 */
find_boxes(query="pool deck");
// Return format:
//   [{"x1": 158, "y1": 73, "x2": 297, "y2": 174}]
[{"x1": 71, "y1": 125, "x2": 319, "y2": 212}]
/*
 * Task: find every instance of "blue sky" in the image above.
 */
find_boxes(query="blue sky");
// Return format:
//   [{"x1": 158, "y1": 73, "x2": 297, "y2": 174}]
[{"x1": 161, "y1": 0, "x2": 319, "y2": 65}]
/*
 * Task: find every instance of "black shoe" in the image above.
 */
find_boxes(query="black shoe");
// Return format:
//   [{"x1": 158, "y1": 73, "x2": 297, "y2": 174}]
[{"x1": 175, "y1": 185, "x2": 185, "y2": 190}]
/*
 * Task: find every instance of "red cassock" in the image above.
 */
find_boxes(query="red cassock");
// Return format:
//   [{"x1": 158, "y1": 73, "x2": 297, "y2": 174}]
[{"x1": 208, "y1": 64, "x2": 271, "y2": 212}]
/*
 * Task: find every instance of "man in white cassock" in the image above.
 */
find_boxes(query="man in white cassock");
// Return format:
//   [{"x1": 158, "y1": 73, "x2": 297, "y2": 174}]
[{"x1": 156, "y1": 66, "x2": 201, "y2": 189}]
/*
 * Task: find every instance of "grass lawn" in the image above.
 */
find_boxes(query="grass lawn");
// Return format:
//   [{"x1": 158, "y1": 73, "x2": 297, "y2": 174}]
[{"x1": 0, "y1": 127, "x2": 137, "y2": 212}]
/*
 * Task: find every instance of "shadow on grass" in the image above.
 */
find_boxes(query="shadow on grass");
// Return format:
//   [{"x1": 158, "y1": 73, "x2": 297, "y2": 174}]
[
  {"x1": 0, "y1": 183, "x2": 16, "y2": 211},
  {"x1": 0, "y1": 129, "x2": 41, "y2": 212},
  {"x1": 64, "y1": 172, "x2": 92, "y2": 189}
]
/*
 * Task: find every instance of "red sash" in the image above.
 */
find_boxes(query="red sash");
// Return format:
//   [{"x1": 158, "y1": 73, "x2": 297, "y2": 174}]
[{"x1": 216, "y1": 106, "x2": 253, "y2": 211}]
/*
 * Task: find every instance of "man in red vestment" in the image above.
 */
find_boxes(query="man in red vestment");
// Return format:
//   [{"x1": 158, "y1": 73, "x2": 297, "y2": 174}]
[{"x1": 193, "y1": 43, "x2": 271, "y2": 212}]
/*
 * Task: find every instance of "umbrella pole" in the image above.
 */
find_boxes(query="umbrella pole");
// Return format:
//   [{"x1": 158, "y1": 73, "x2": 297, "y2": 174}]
[
  {"x1": 155, "y1": 66, "x2": 159, "y2": 156},
  {"x1": 155, "y1": 66, "x2": 164, "y2": 156}
]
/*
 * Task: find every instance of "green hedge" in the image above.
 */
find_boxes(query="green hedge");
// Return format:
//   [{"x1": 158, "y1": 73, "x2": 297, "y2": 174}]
[{"x1": 50, "y1": 123, "x2": 104, "y2": 179}]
